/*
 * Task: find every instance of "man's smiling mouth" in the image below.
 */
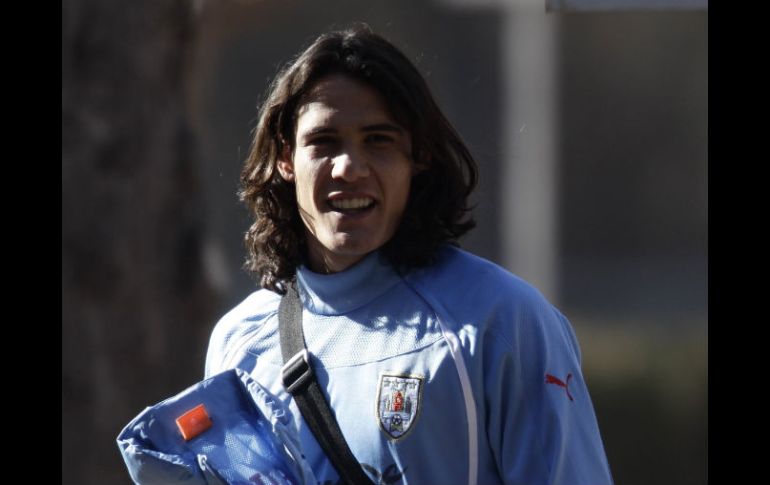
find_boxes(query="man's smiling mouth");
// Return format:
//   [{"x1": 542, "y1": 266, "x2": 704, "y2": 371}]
[{"x1": 328, "y1": 197, "x2": 376, "y2": 212}]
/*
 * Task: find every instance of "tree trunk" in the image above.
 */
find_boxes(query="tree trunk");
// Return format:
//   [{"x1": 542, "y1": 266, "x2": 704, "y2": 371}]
[{"x1": 62, "y1": 1, "x2": 219, "y2": 483}]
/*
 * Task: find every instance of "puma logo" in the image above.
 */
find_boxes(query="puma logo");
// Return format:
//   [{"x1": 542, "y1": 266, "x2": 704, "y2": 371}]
[{"x1": 545, "y1": 373, "x2": 574, "y2": 401}]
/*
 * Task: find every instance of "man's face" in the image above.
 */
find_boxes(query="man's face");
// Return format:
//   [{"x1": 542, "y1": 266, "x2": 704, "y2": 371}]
[{"x1": 277, "y1": 74, "x2": 414, "y2": 273}]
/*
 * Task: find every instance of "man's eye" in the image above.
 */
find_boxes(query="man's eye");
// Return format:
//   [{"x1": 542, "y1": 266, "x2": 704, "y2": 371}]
[
  {"x1": 309, "y1": 136, "x2": 336, "y2": 146},
  {"x1": 367, "y1": 134, "x2": 394, "y2": 144}
]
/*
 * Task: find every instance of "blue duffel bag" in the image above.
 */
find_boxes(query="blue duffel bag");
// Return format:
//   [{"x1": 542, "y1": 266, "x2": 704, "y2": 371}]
[{"x1": 117, "y1": 368, "x2": 315, "y2": 485}]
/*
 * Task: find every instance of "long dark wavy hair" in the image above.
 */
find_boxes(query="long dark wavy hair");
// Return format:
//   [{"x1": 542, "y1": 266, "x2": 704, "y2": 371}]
[{"x1": 240, "y1": 24, "x2": 478, "y2": 294}]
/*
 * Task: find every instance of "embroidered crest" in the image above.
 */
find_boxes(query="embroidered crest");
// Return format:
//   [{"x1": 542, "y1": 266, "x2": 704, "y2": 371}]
[{"x1": 376, "y1": 373, "x2": 424, "y2": 440}]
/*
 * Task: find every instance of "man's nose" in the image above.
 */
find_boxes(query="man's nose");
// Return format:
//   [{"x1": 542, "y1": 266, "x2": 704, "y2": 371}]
[{"x1": 331, "y1": 149, "x2": 370, "y2": 181}]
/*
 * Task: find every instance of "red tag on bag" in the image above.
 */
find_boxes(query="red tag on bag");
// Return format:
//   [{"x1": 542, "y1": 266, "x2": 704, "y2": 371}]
[{"x1": 175, "y1": 403, "x2": 212, "y2": 441}]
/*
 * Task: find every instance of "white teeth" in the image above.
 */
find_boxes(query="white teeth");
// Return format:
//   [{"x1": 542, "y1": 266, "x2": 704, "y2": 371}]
[{"x1": 329, "y1": 197, "x2": 374, "y2": 210}]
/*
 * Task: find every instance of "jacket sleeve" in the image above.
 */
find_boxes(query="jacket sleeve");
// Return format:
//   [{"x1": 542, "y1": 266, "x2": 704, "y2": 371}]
[
  {"x1": 204, "y1": 290, "x2": 281, "y2": 378},
  {"x1": 483, "y1": 296, "x2": 614, "y2": 485}
]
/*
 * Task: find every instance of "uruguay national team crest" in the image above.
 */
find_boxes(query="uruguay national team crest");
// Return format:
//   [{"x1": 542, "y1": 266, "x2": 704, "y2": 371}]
[{"x1": 376, "y1": 373, "x2": 424, "y2": 440}]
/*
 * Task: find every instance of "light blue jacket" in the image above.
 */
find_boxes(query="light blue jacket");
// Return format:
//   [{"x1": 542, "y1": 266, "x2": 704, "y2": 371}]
[{"x1": 206, "y1": 246, "x2": 614, "y2": 485}]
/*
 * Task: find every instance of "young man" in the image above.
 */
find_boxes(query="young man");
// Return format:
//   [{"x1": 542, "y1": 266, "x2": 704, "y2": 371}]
[{"x1": 206, "y1": 25, "x2": 614, "y2": 485}]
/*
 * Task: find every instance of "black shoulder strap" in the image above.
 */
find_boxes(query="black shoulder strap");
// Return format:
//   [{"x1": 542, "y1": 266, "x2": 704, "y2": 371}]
[{"x1": 278, "y1": 280, "x2": 375, "y2": 485}]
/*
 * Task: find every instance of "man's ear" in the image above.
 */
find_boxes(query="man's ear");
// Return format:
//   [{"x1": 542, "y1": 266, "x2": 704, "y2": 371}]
[
  {"x1": 276, "y1": 145, "x2": 295, "y2": 182},
  {"x1": 413, "y1": 148, "x2": 431, "y2": 175},
  {"x1": 413, "y1": 160, "x2": 429, "y2": 175}
]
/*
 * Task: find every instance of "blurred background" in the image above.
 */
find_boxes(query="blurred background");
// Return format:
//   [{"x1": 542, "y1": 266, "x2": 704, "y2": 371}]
[{"x1": 62, "y1": 0, "x2": 707, "y2": 484}]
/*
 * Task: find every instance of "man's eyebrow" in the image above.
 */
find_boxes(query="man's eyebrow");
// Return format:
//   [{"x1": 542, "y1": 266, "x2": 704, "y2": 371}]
[
  {"x1": 301, "y1": 126, "x2": 337, "y2": 138},
  {"x1": 362, "y1": 123, "x2": 404, "y2": 134}
]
